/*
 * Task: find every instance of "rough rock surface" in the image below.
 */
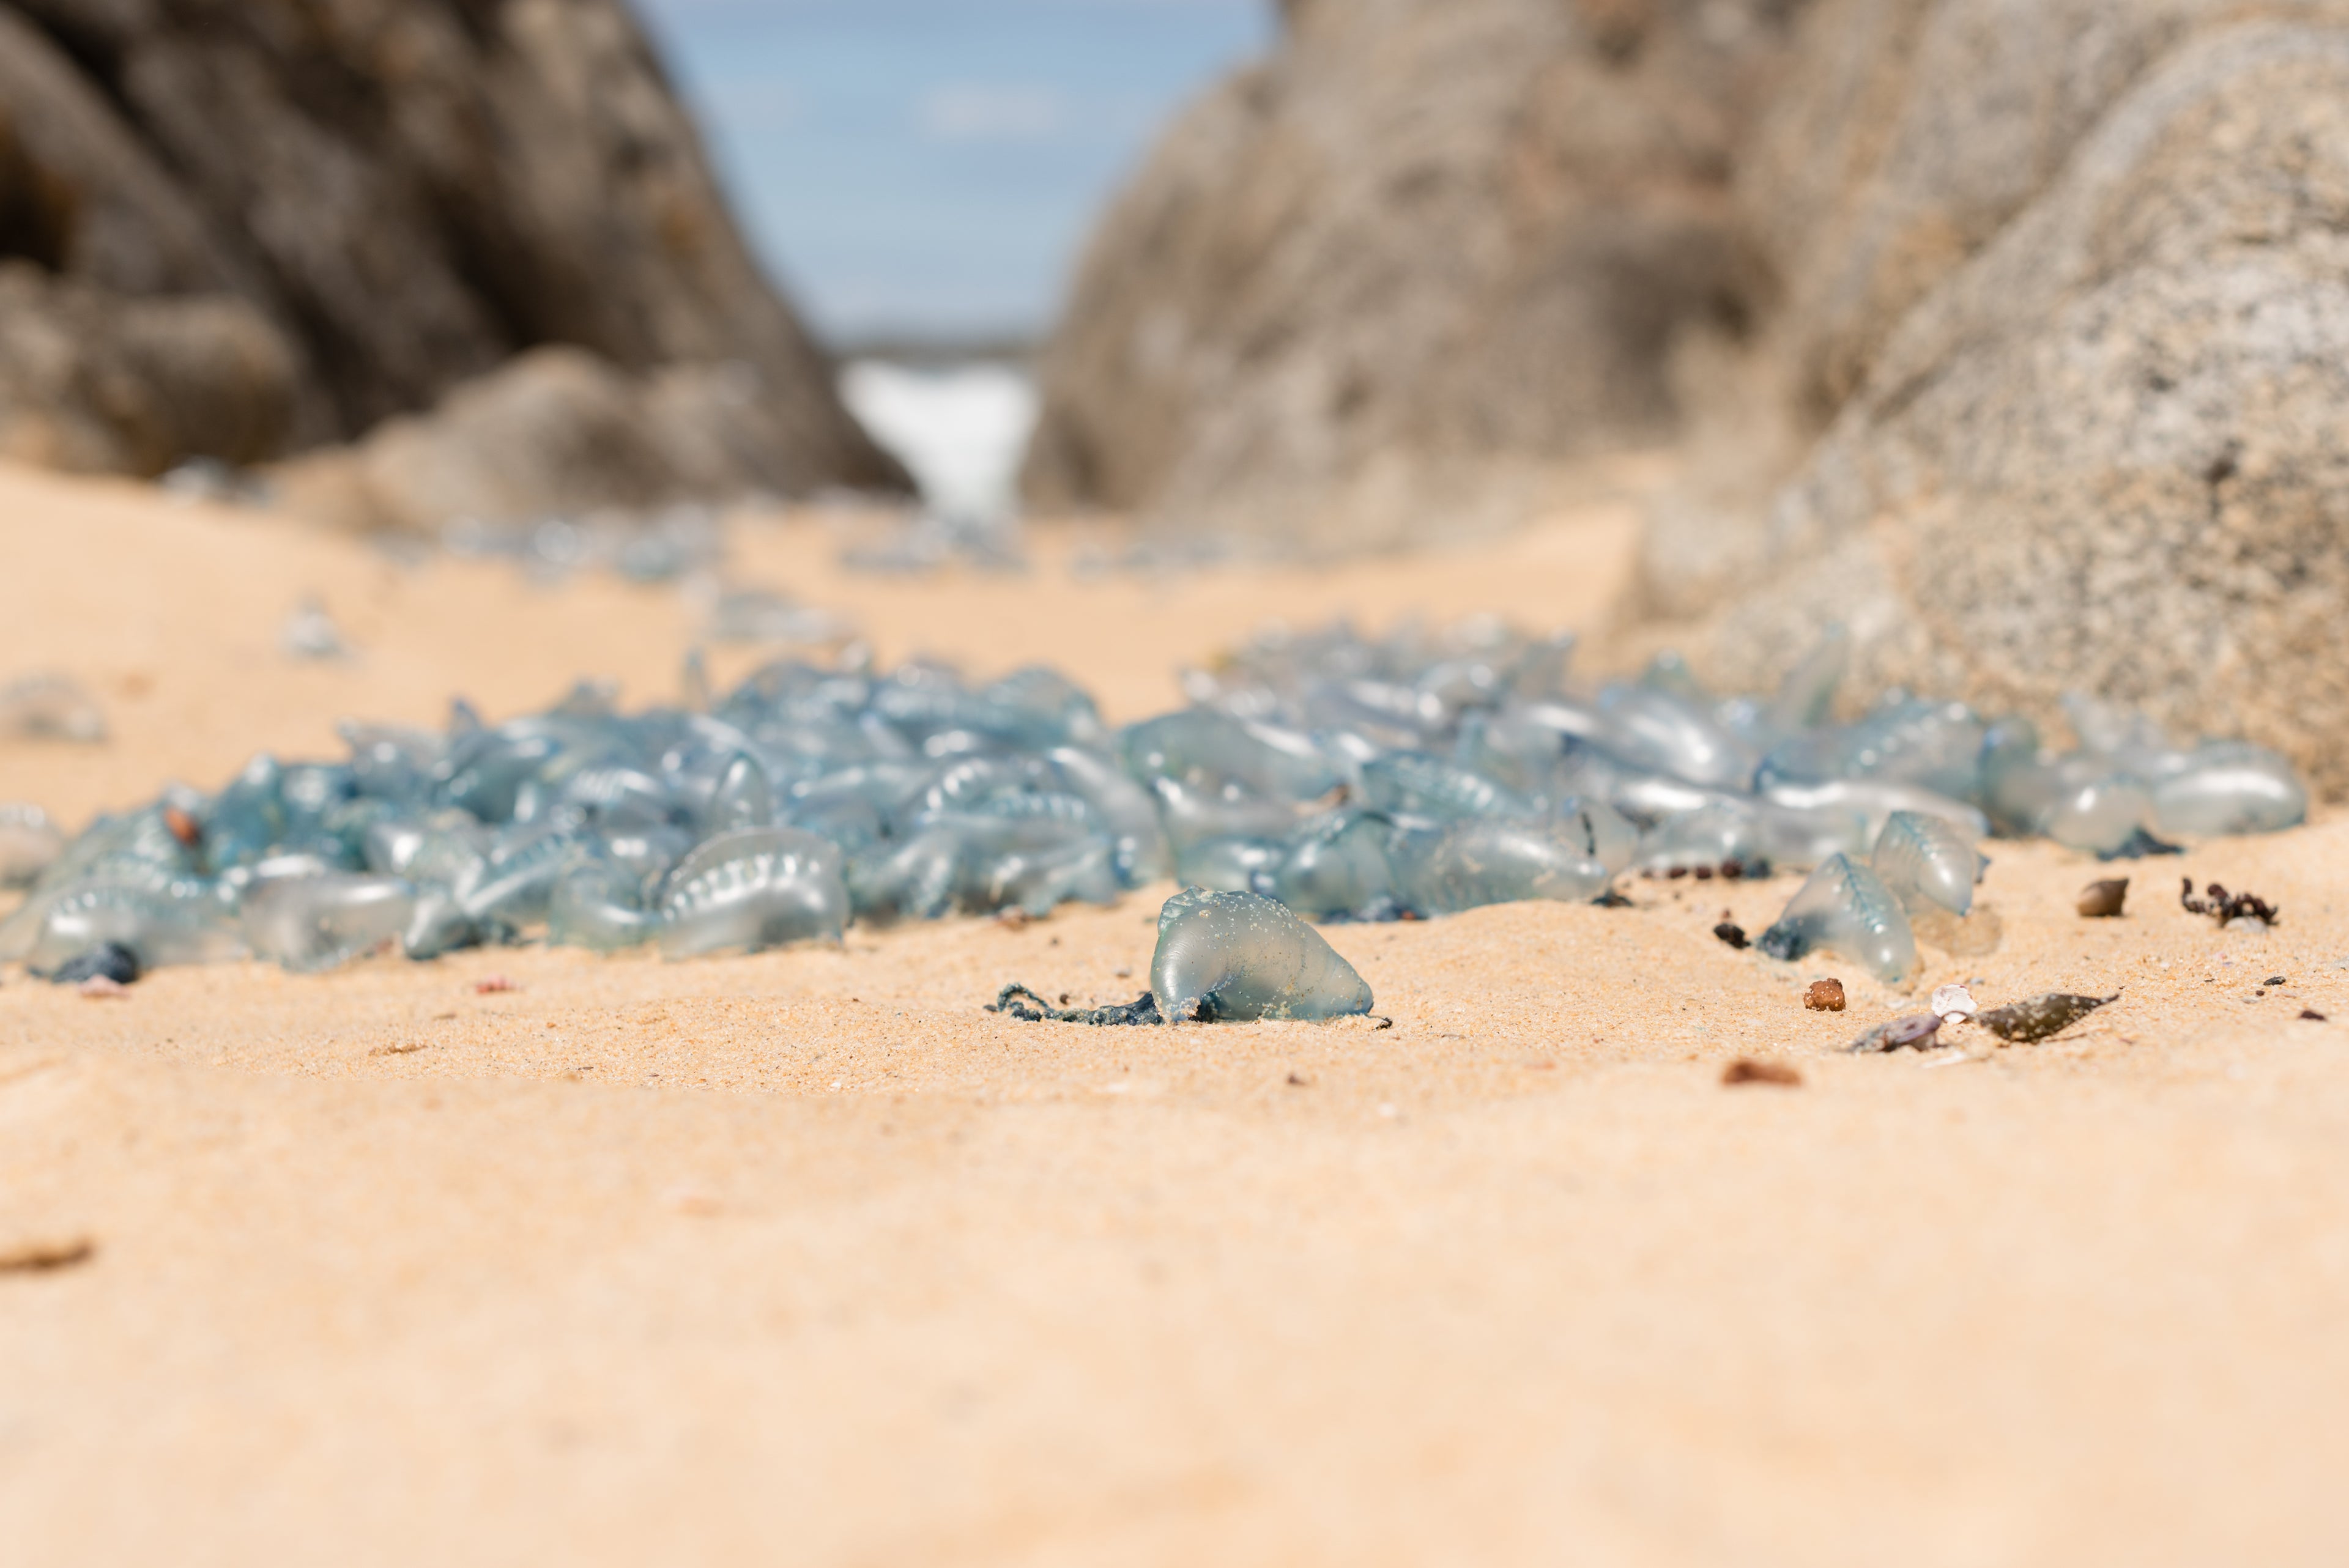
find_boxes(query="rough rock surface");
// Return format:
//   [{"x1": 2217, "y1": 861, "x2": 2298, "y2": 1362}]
[
  {"x1": 270, "y1": 347, "x2": 808, "y2": 533},
  {"x1": 0, "y1": 0, "x2": 901, "y2": 498},
  {"x1": 0, "y1": 261, "x2": 295, "y2": 473},
  {"x1": 1632, "y1": 0, "x2": 2286, "y2": 621},
  {"x1": 1697, "y1": 11, "x2": 2349, "y2": 793},
  {"x1": 1023, "y1": 0, "x2": 1803, "y2": 547}
]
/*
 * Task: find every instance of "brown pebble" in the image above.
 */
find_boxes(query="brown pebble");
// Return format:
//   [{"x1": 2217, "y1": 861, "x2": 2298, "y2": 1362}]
[
  {"x1": 1804, "y1": 978, "x2": 1847, "y2": 1012},
  {"x1": 1723, "y1": 1058, "x2": 1803, "y2": 1087},
  {"x1": 2301, "y1": 1009, "x2": 2328, "y2": 1022},
  {"x1": 1693, "y1": 865, "x2": 1713, "y2": 880},
  {"x1": 1712, "y1": 921, "x2": 1749, "y2": 951},
  {"x1": 2077, "y1": 878, "x2": 2129, "y2": 918}
]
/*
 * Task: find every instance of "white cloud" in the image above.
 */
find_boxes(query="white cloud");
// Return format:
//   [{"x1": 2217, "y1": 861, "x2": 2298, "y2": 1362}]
[{"x1": 921, "y1": 85, "x2": 1067, "y2": 142}]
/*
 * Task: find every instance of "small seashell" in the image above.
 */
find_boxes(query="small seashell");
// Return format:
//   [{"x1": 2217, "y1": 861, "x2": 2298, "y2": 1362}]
[
  {"x1": 1973, "y1": 991, "x2": 2118, "y2": 1043},
  {"x1": 1929, "y1": 983, "x2": 1977, "y2": 1021},
  {"x1": 1847, "y1": 1012, "x2": 1946, "y2": 1054},
  {"x1": 2076, "y1": 878, "x2": 2128, "y2": 918}
]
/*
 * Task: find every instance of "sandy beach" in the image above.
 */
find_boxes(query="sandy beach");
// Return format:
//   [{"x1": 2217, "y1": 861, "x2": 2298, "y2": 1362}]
[{"x1": 6, "y1": 461, "x2": 2348, "y2": 1564}]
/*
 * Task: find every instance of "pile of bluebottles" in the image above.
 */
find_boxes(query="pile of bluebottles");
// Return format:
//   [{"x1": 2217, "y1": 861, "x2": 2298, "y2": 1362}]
[{"x1": 0, "y1": 622, "x2": 2309, "y2": 982}]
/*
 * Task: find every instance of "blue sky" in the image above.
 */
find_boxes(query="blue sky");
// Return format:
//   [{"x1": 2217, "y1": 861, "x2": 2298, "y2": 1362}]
[{"x1": 635, "y1": 0, "x2": 1275, "y2": 345}]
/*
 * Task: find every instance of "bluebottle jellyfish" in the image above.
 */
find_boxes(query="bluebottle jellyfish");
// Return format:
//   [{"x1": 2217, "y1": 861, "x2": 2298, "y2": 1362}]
[
  {"x1": 0, "y1": 622, "x2": 2316, "y2": 978},
  {"x1": 655, "y1": 827, "x2": 848, "y2": 958},
  {"x1": 1756, "y1": 854, "x2": 1917, "y2": 984},
  {"x1": 0, "y1": 803, "x2": 63, "y2": 889},
  {"x1": 242, "y1": 871, "x2": 416, "y2": 973},
  {"x1": 1390, "y1": 820, "x2": 1611, "y2": 915},
  {"x1": 0, "y1": 673, "x2": 106, "y2": 743},
  {"x1": 1150, "y1": 888, "x2": 1373, "y2": 1022},
  {"x1": 1870, "y1": 810, "x2": 1987, "y2": 918},
  {"x1": 1271, "y1": 810, "x2": 1396, "y2": 920}
]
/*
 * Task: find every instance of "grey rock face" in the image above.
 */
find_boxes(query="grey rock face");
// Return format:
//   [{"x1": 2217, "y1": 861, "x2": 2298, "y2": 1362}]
[
  {"x1": 1698, "y1": 13, "x2": 2349, "y2": 794},
  {"x1": 1023, "y1": 0, "x2": 1802, "y2": 548},
  {"x1": 0, "y1": 0, "x2": 902, "y2": 495},
  {"x1": 270, "y1": 347, "x2": 812, "y2": 533},
  {"x1": 0, "y1": 261, "x2": 295, "y2": 472}
]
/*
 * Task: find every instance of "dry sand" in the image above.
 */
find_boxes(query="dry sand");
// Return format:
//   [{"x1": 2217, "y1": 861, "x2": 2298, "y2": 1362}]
[{"x1": 4, "y1": 462, "x2": 2348, "y2": 1564}]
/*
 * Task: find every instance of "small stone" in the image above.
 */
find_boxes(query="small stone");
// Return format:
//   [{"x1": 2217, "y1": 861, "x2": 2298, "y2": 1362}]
[
  {"x1": 2264, "y1": 974, "x2": 2287, "y2": 986},
  {"x1": 2076, "y1": 878, "x2": 2128, "y2": 918},
  {"x1": 662, "y1": 1184, "x2": 723, "y2": 1217},
  {"x1": 1722, "y1": 1057, "x2": 1802, "y2": 1087},
  {"x1": 2300, "y1": 1009, "x2": 2327, "y2": 1021},
  {"x1": 1805, "y1": 978, "x2": 1846, "y2": 1011},
  {"x1": 163, "y1": 805, "x2": 203, "y2": 848},
  {"x1": 1713, "y1": 921, "x2": 1749, "y2": 950}
]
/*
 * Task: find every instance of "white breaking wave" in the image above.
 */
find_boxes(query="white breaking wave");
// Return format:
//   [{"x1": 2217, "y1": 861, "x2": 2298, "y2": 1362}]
[{"x1": 840, "y1": 359, "x2": 1038, "y2": 520}]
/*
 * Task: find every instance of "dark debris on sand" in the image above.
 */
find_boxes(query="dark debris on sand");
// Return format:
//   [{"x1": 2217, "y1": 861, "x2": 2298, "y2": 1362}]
[
  {"x1": 0, "y1": 1237, "x2": 95, "y2": 1274},
  {"x1": 989, "y1": 984, "x2": 1162, "y2": 1026},
  {"x1": 2100, "y1": 827, "x2": 2183, "y2": 861},
  {"x1": 45, "y1": 942, "x2": 140, "y2": 986},
  {"x1": 2181, "y1": 879, "x2": 2279, "y2": 926}
]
